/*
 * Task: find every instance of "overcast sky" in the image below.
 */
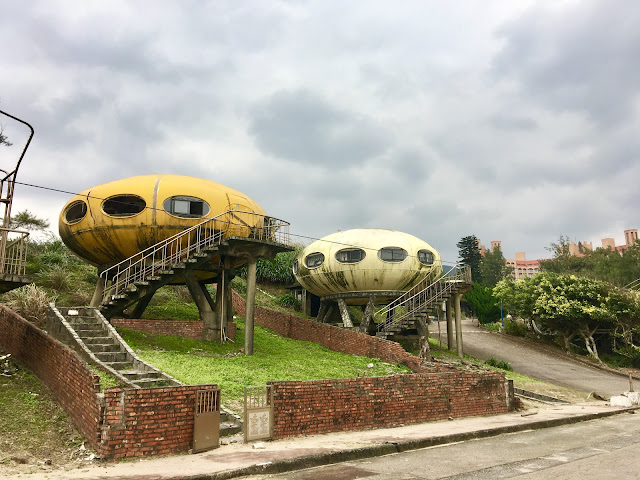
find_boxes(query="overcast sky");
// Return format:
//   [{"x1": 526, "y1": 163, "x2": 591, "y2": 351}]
[{"x1": 1, "y1": 0, "x2": 639, "y2": 265}]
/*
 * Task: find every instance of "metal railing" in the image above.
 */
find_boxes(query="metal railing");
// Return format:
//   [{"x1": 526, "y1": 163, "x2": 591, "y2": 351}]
[
  {"x1": 377, "y1": 263, "x2": 471, "y2": 332},
  {"x1": 0, "y1": 228, "x2": 29, "y2": 276},
  {"x1": 100, "y1": 210, "x2": 290, "y2": 299}
]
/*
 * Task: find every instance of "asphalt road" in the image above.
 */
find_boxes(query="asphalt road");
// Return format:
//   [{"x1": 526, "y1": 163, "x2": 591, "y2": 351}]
[
  {"x1": 241, "y1": 412, "x2": 640, "y2": 480},
  {"x1": 431, "y1": 318, "x2": 633, "y2": 398}
]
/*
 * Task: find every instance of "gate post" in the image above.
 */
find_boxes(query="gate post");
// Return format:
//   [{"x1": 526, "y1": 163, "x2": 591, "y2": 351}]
[{"x1": 244, "y1": 385, "x2": 273, "y2": 443}]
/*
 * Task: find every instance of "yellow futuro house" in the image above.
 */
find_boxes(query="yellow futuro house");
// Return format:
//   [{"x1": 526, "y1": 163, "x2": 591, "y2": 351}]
[
  {"x1": 59, "y1": 174, "x2": 267, "y2": 269},
  {"x1": 293, "y1": 228, "x2": 442, "y2": 304}
]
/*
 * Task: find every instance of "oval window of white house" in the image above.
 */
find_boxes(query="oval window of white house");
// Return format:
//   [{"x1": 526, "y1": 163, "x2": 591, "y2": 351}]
[
  {"x1": 293, "y1": 259, "x2": 299, "y2": 274},
  {"x1": 418, "y1": 249, "x2": 435, "y2": 265},
  {"x1": 64, "y1": 200, "x2": 88, "y2": 224},
  {"x1": 102, "y1": 195, "x2": 146, "y2": 217},
  {"x1": 378, "y1": 247, "x2": 407, "y2": 262},
  {"x1": 163, "y1": 196, "x2": 210, "y2": 218},
  {"x1": 304, "y1": 252, "x2": 325, "y2": 268},
  {"x1": 335, "y1": 248, "x2": 366, "y2": 264}
]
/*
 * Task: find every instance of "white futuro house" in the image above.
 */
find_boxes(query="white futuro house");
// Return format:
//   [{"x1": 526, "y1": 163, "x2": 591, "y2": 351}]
[{"x1": 293, "y1": 228, "x2": 442, "y2": 305}]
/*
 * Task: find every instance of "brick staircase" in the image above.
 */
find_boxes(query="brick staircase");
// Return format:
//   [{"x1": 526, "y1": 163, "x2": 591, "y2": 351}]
[
  {"x1": 47, "y1": 305, "x2": 243, "y2": 436},
  {"x1": 49, "y1": 305, "x2": 181, "y2": 389}
]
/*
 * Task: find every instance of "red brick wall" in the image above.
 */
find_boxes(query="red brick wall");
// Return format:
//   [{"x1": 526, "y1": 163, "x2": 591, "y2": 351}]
[
  {"x1": 0, "y1": 306, "x2": 103, "y2": 451},
  {"x1": 0, "y1": 306, "x2": 218, "y2": 460},
  {"x1": 112, "y1": 318, "x2": 236, "y2": 341},
  {"x1": 232, "y1": 291, "x2": 426, "y2": 372},
  {"x1": 269, "y1": 371, "x2": 508, "y2": 439},
  {"x1": 100, "y1": 385, "x2": 217, "y2": 458}
]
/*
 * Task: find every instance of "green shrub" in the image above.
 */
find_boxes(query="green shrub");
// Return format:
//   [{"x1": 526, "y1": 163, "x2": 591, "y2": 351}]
[
  {"x1": 485, "y1": 357, "x2": 512, "y2": 370},
  {"x1": 276, "y1": 293, "x2": 300, "y2": 311},
  {"x1": 503, "y1": 319, "x2": 528, "y2": 337},
  {"x1": 463, "y1": 283, "x2": 501, "y2": 324}
]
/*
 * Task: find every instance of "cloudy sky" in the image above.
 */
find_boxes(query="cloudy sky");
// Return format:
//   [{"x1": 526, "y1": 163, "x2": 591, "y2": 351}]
[{"x1": 1, "y1": 0, "x2": 639, "y2": 265}]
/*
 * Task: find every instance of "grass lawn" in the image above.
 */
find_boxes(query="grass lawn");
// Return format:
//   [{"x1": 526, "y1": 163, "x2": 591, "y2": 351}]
[
  {"x1": 118, "y1": 318, "x2": 410, "y2": 412},
  {"x1": 0, "y1": 360, "x2": 84, "y2": 473}
]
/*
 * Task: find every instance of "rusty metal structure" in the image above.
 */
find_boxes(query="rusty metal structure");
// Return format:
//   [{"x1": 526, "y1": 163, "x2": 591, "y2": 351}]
[
  {"x1": 0, "y1": 109, "x2": 33, "y2": 292},
  {"x1": 193, "y1": 388, "x2": 221, "y2": 453}
]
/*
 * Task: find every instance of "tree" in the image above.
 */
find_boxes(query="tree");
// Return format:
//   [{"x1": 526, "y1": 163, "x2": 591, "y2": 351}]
[
  {"x1": 546, "y1": 235, "x2": 572, "y2": 258},
  {"x1": 495, "y1": 273, "x2": 615, "y2": 360},
  {"x1": 0, "y1": 125, "x2": 11, "y2": 147},
  {"x1": 10, "y1": 210, "x2": 50, "y2": 231},
  {"x1": 457, "y1": 235, "x2": 483, "y2": 284},
  {"x1": 464, "y1": 283, "x2": 501, "y2": 324},
  {"x1": 480, "y1": 245, "x2": 512, "y2": 287}
]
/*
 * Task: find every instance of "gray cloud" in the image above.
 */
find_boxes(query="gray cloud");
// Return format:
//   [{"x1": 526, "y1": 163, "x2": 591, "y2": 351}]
[
  {"x1": 1, "y1": 0, "x2": 639, "y2": 265},
  {"x1": 493, "y1": 0, "x2": 640, "y2": 129},
  {"x1": 249, "y1": 89, "x2": 391, "y2": 166}
]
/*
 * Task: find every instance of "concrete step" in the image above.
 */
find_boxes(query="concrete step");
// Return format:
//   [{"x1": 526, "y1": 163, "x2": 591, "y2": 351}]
[
  {"x1": 87, "y1": 343, "x2": 121, "y2": 353},
  {"x1": 83, "y1": 336, "x2": 113, "y2": 345},
  {"x1": 95, "y1": 351, "x2": 130, "y2": 363},
  {"x1": 75, "y1": 328, "x2": 107, "y2": 337},
  {"x1": 130, "y1": 378, "x2": 173, "y2": 388},
  {"x1": 105, "y1": 361, "x2": 133, "y2": 371},
  {"x1": 220, "y1": 423, "x2": 242, "y2": 437},
  {"x1": 118, "y1": 370, "x2": 162, "y2": 381}
]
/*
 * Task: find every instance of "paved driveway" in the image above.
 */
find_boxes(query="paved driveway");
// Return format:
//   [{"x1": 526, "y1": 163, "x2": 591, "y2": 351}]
[{"x1": 431, "y1": 318, "x2": 633, "y2": 398}]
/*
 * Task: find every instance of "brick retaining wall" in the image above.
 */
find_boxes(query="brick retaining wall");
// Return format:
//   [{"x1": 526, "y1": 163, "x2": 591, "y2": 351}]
[
  {"x1": 112, "y1": 318, "x2": 236, "y2": 341},
  {"x1": 100, "y1": 384, "x2": 216, "y2": 458},
  {"x1": 0, "y1": 306, "x2": 103, "y2": 450},
  {"x1": 0, "y1": 306, "x2": 216, "y2": 460},
  {"x1": 232, "y1": 291, "x2": 426, "y2": 372},
  {"x1": 269, "y1": 371, "x2": 509, "y2": 439}
]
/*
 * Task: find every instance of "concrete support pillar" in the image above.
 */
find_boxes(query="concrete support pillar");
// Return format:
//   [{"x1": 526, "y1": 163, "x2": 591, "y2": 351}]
[
  {"x1": 360, "y1": 295, "x2": 376, "y2": 333},
  {"x1": 455, "y1": 293, "x2": 463, "y2": 358},
  {"x1": 301, "y1": 289, "x2": 311, "y2": 317},
  {"x1": 337, "y1": 298, "x2": 353, "y2": 328},
  {"x1": 316, "y1": 300, "x2": 328, "y2": 322},
  {"x1": 446, "y1": 298, "x2": 454, "y2": 350},
  {"x1": 90, "y1": 276, "x2": 107, "y2": 308},
  {"x1": 322, "y1": 303, "x2": 335, "y2": 324},
  {"x1": 244, "y1": 256, "x2": 258, "y2": 355},
  {"x1": 185, "y1": 270, "x2": 220, "y2": 342},
  {"x1": 186, "y1": 275, "x2": 217, "y2": 340},
  {"x1": 130, "y1": 295, "x2": 153, "y2": 319}
]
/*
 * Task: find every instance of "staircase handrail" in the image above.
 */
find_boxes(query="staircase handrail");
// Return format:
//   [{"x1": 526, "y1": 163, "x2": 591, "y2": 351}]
[
  {"x1": 100, "y1": 210, "x2": 290, "y2": 298},
  {"x1": 377, "y1": 263, "x2": 471, "y2": 332},
  {"x1": 0, "y1": 227, "x2": 29, "y2": 275}
]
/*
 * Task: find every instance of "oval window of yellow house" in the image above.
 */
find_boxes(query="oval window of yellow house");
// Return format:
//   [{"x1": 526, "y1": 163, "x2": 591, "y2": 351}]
[
  {"x1": 378, "y1": 247, "x2": 407, "y2": 262},
  {"x1": 418, "y1": 249, "x2": 435, "y2": 265},
  {"x1": 64, "y1": 200, "x2": 88, "y2": 224},
  {"x1": 163, "y1": 196, "x2": 211, "y2": 219},
  {"x1": 335, "y1": 248, "x2": 366, "y2": 264},
  {"x1": 304, "y1": 252, "x2": 325, "y2": 268},
  {"x1": 102, "y1": 195, "x2": 146, "y2": 217}
]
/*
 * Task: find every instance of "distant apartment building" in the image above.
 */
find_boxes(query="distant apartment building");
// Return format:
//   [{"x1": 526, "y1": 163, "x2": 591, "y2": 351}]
[
  {"x1": 506, "y1": 252, "x2": 541, "y2": 280},
  {"x1": 568, "y1": 228, "x2": 638, "y2": 256},
  {"x1": 478, "y1": 239, "x2": 541, "y2": 281},
  {"x1": 476, "y1": 228, "x2": 638, "y2": 282}
]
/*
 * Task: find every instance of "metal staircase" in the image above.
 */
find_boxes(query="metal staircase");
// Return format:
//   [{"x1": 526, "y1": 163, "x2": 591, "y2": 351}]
[
  {"x1": 98, "y1": 210, "x2": 290, "y2": 318},
  {"x1": 376, "y1": 264, "x2": 472, "y2": 339},
  {"x1": 0, "y1": 109, "x2": 34, "y2": 293}
]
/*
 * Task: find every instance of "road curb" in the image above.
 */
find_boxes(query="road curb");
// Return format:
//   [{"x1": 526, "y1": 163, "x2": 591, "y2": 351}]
[{"x1": 183, "y1": 406, "x2": 639, "y2": 480}]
